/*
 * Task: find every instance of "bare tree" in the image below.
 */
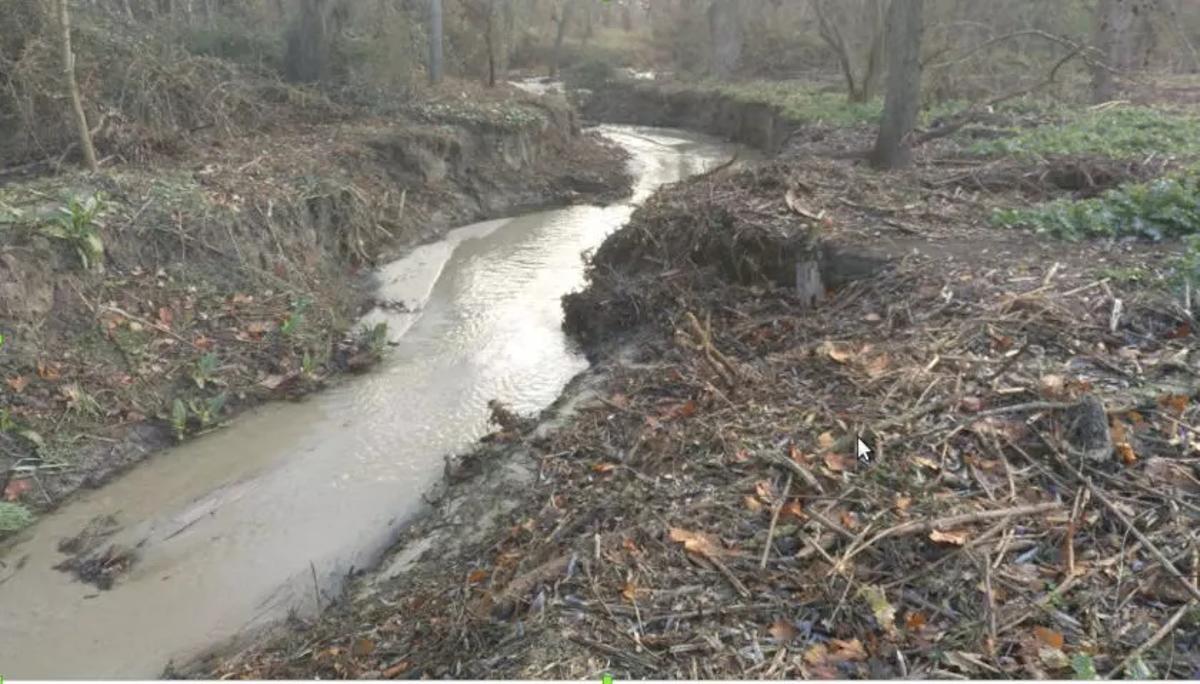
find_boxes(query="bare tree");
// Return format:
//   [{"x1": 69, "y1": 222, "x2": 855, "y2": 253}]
[
  {"x1": 813, "y1": 0, "x2": 885, "y2": 102},
  {"x1": 55, "y1": 0, "x2": 98, "y2": 171},
  {"x1": 549, "y1": 0, "x2": 576, "y2": 78},
  {"x1": 429, "y1": 0, "x2": 444, "y2": 84},
  {"x1": 871, "y1": 0, "x2": 923, "y2": 170},
  {"x1": 285, "y1": 0, "x2": 333, "y2": 83},
  {"x1": 1092, "y1": 0, "x2": 1156, "y2": 102},
  {"x1": 707, "y1": 0, "x2": 742, "y2": 78}
]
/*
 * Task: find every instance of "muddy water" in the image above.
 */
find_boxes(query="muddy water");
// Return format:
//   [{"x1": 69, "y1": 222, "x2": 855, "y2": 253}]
[{"x1": 0, "y1": 126, "x2": 743, "y2": 678}]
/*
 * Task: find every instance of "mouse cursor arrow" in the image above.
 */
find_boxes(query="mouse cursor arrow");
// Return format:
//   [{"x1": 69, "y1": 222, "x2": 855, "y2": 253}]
[{"x1": 856, "y1": 437, "x2": 873, "y2": 465}]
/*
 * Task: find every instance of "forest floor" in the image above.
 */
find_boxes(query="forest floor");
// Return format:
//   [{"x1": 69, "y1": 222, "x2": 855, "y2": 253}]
[
  {"x1": 210, "y1": 89, "x2": 1200, "y2": 680},
  {"x1": 0, "y1": 77, "x2": 630, "y2": 536}
]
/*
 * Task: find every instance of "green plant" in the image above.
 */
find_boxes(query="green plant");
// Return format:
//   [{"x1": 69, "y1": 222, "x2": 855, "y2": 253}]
[
  {"x1": 0, "y1": 502, "x2": 34, "y2": 533},
  {"x1": 301, "y1": 350, "x2": 317, "y2": 376},
  {"x1": 171, "y1": 398, "x2": 188, "y2": 441},
  {"x1": 363, "y1": 321, "x2": 389, "y2": 354},
  {"x1": 280, "y1": 297, "x2": 311, "y2": 337},
  {"x1": 192, "y1": 352, "x2": 220, "y2": 389},
  {"x1": 40, "y1": 192, "x2": 107, "y2": 272},
  {"x1": 992, "y1": 173, "x2": 1200, "y2": 240},
  {"x1": 971, "y1": 107, "x2": 1200, "y2": 159}
]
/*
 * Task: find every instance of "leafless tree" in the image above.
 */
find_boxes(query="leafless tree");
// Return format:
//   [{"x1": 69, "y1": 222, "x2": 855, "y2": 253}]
[
  {"x1": 55, "y1": 0, "x2": 98, "y2": 171},
  {"x1": 429, "y1": 0, "x2": 444, "y2": 84},
  {"x1": 707, "y1": 0, "x2": 742, "y2": 78},
  {"x1": 871, "y1": 0, "x2": 923, "y2": 170},
  {"x1": 813, "y1": 0, "x2": 885, "y2": 102}
]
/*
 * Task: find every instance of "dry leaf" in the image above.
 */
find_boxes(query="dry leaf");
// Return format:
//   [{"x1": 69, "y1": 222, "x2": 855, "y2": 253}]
[
  {"x1": 827, "y1": 638, "x2": 867, "y2": 662},
  {"x1": 768, "y1": 619, "x2": 798, "y2": 643},
  {"x1": 732, "y1": 448, "x2": 751, "y2": 463},
  {"x1": 960, "y1": 396, "x2": 984, "y2": 413},
  {"x1": 912, "y1": 455, "x2": 940, "y2": 471},
  {"x1": 1033, "y1": 626, "x2": 1064, "y2": 650},
  {"x1": 894, "y1": 495, "x2": 912, "y2": 512},
  {"x1": 904, "y1": 611, "x2": 926, "y2": 631},
  {"x1": 744, "y1": 495, "x2": 764, "y2": 512},
  {"x1": 5, "y1": 376, "x2": 28, "y2": 393},
  {"x1": 754, "y1": 479, "x2": 776, "y2": 501},
  {"x1": 36, "y1": 360, "x2": 61, "y2": 380},
  {"x1": 592, "y1": 462, "x2": 616, "y2": 474},
  {"x1": 351, "y1": 638, "x2": 375, "y2": 657},
  {"x1": 864, "y1": 354, "x2": 891, "y2": 379},
  {"x1": 1038, "y1": 646, "x2": 1070, "y2": 670},
  {"x1": 1039, "y1": 374, "x2": 1066, "y2": 399},
  {"x1": 781, "y1": 501, "x2": 805, "y2": 520},
  {"x1": 1116, "y1": 442, "x2": 1137, "y2": 466},
  {"x1": 3, "y1": 477, "x2": 32, "y2": 502},
  {"x1": 971, "y1": 417, "x2": 1025, "y2": 442},
  {"x1": 858, "y1": 584, "x2": 897, "y2": 634},
  {"x1": 930, "y1": 529, "x2": 969, "y2": 545},
  {"x1": 157, "y1": 306, "x2": 174, "y2": 327},
  {"x1": 822, "y1": 341, "x2": 853, "y2": 364},
  {"x1": 621, "y1": 581, "x2": 638, "y2": 602},
  {"x1": 668, "y1": 527, "x2": 724, "y2": 557},
  {"x1": 817, "y1": 431, "x2": 835, "y2": 449},
  {"x1": 381, "y1": 661, "x2": 411, "y2": 678},
  {"x1": 467, "y1": 569, "x2": 489, "y2": 584},
  {"x1": 824, "y1": 452, "x2": 855, "y2": 472},
  {"x1": 1158, "y1": 393, "x2": 1188, "y2": 415}
]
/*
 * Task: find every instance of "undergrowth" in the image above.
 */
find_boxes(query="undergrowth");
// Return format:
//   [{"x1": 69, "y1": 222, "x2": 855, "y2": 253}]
[
  {"x1": 971, "y1": 106, "x2": 1200, "y2": 159},
  {"x1": 992, "y1": 172, "x2": 1200, "y2": 240},
  {"x1": 0, "y1": 501, "x2": 34, "y2": 533}
]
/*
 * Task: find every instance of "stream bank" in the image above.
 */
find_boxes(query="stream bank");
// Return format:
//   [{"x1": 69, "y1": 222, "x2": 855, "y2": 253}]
[
  {"x1": 212, "y1": 99, "x2": 1200, "y2": 679},
  {"x1": 0, "y1": 89, "x2": 630, "y2": 532}
]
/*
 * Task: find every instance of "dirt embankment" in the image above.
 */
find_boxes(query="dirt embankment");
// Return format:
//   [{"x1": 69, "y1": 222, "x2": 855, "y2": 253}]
[
  {"x1": 581, "y1": 81, "x2": 797, "y2": 153},
  {"x1": 0, "y1": 91, "x2": 631, "y2": 530}
]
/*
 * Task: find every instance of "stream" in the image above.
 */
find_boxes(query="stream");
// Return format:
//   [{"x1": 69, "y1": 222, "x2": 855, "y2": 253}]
[{"x1": 0, "y1": 125, "x2": 745, "y2": 678}]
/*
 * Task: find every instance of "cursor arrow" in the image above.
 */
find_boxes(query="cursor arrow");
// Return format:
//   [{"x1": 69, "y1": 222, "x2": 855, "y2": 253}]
[{"x1": 856, "y1": 437, "x2": 873, "y2": 465}]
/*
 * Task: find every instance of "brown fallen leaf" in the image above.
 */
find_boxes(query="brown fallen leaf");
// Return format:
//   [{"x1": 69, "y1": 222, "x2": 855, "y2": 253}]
[
  {"x1": 621, "y1": 581, "x2": 638, "y2": 602},
  {"x1": 960, "y1": 396, "x2": 984, "y2": 413},
  {"x1": 1039, "y1": 374, "x2": 1066, "y2": 399},
  {"x1": 591, "y1": 462, "x2": 616, "y2": 474},
  {"x1": 821, "y1": 341, "x2": 853, "y2": 364},
  {"x1": 157, "y1": 306, "x2": 174, "y2": 328},
  {"x1": 3, "y1": 477, "x2": 32, "y2": 502},
  {"x1": 864, "y1": 354, "x2": 891, "y2": 379},
  {"x1": 467, "y1": 569, "x2": 489, "y2": 584},
  {"x1": 817, "y1": 431, "x2": 836, "y2": 449},
  {"x1": 768, "y1": 618, "x2": 798, "y2": 643},
  {"x1": 36, "y1": 360, "x2": 61, "y2": 380},
  {"x1": 904, "y1": 611, "x2": 926, "y2": 631},
  {"x1": 6, "y1": 375, "x2": 29, "y2": 393},
  {"x1": 824, "y1": 452, "x2": 854, "y2": 472},
  {"x1": 668, "y1": 527, "x2": 725, "y2": 557},
  {"x1": 929, "y1": 529, "x2": 969, "y2": 546},
  {"x1": 1158, "y1": 393, "x2": 1189, "y2": 415},
  {"x1": 381, "y1": 661, "x2": 411, "y2": 678},
  {"x1": 744, "y1": 495, "x2": 764, "y2": 512},
  {"x1": 781, "y1": 500, "x2": 805, "y2": 520},
  {"x1": 351, "y1": 638, "x2": 375, "y2": 657},
  {"x1": 895, "y1": 495, "x2": 912, "y2": 512},
  {"x1": 1033, "y1": 625, "x2": 1064, "y2": 650},
  {"x1": 1116, "y1": 442, "x2": 1137, "y2": 466},
  {"x1": 754, "y1": 479, "x2": 776, "y2": 501}
]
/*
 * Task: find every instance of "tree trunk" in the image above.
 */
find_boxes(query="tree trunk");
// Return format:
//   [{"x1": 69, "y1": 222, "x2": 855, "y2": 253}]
[
  {"x1": 859, "y1": 0, "x2": 886, "y2": 101},
  {"x1": 484, "y1": 0, "x2": 497, "y2": 87},
  {"x1": 1092, "y1": 0, "x2": 1153, "y2": 102},
  {"x1": 429, "y1": 0, "x2": 444, "y2": 84},
  {"x1": 707, "y1": 0, "x2": 742, "y2": 79},
  {"x1": 549, "y1": 0, "x2": 575, "y2": 78},
  {"x1": 870, "y1": 0, "x2": 922, "y2": 170},
  {"x1": 284, "y1": 0, "x2": 331, "y2": 83},
  {"x1": 56, "y1": 0, "x2": 98, "y2": 171}
]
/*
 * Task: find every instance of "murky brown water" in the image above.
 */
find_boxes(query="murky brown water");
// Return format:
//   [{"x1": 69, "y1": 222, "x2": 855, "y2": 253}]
[{"x1": 0, "y1": 126, "x2": 745, "y2": 678}]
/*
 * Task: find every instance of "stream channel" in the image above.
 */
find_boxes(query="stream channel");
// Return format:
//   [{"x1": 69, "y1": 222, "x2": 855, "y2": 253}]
[{"x1": 0, "y1": 125, "x2": 745, "y2": 678}]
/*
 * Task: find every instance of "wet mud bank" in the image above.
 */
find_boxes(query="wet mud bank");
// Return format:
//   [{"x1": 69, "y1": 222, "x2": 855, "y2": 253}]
[
  {"x1": 581, "y1": 81, "x2": 798, "y2": 154},
  {"x1": 0, "y1": 126, "x2": 732, "y2": 679},
  {"x1": 0, "y1": 95, "x2": 631, "y2": 530}
]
